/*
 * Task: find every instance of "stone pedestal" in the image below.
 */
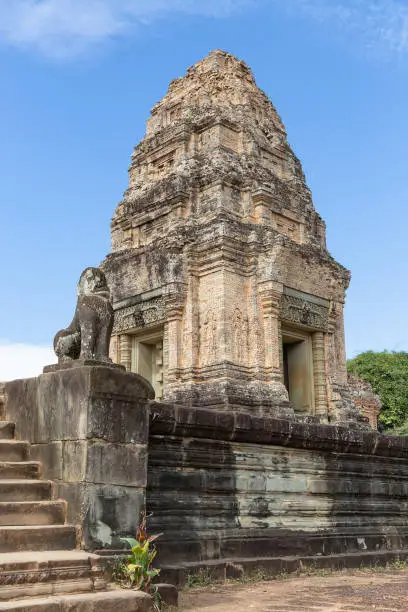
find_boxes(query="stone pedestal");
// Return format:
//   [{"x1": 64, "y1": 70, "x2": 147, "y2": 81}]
[{"x1": 5, "y1": 365, "x2": 154, "y2": 551}]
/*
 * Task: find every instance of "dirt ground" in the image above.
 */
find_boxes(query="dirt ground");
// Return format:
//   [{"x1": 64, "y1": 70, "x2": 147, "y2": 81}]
[{"x1": 177, "y1": 569, "x2": 408, "y2": 611}]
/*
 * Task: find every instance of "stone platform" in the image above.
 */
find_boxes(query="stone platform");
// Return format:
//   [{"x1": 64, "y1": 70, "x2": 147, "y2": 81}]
[
  {"x1": 5, "y1": 364, "x2": 154, "y2": 550},
  {"x1": 147, "y1": 402, "x2": 408, "y2": 583},
  {"x1": 1, "y1": 366, "x2": 155, "y2": 610}
]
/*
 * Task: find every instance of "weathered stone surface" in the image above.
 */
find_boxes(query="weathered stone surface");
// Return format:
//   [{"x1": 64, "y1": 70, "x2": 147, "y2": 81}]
[
  {"x1": 147, "y1": 403, "x2": 408, "y2": 576},
  {"x1": 53, "y1": 267, "x2": 114, "y2": 366},
  {"x1": 0, "y1": 550, "x2": 106, "y2": 602},
  {"x1": 0, "y1": 387, "x2": 157, "y2": 610},
  {"x1": 148, "y1": 403, "x2": 406, "y2": 456},
  {"x1": 0, "y1": 462, "x2": 41, "y2": 480},
  {"x1": 6, "y1": 367, "x2": 152, "y2": 445},
  {"x1": 0, "y1": 422, "x2": 14, "y2": 439},
  {"x1": 347, "y1": 373, "x2": 381, "y2": 429},
  {"x1": 0, "y1": 525, "x2": 78, "y2": 553},
  {"x1": 29, "y1": 443, "x2": 63, "y2": 481},
  {"x1": 0, "y1": 481, "x2": 52, "y2": 503},
  {"x1": 0, "y1": 501, "x2": 66, "y2": 526},
  {"x1": 0, "y1": 408, "x2": 153, "y2": 609},
  {"x1": 5, "y1": 366, "x2": 153, "y2": 550},
  {"x1": 0, "y1": 442, "x2": 28, "y2": 462},
  {"x1": 101, "y1": 49, "x2": 371, "y2": 426},
  {"x1": 155, "y1": 583, "x2": 178, "y2": 607},
  {"x1": 0, "y1": 590, "x2": 154, "y2": 611},
  {"x1": 53, "y1": 482, "x2": 146, "y2": 550}
]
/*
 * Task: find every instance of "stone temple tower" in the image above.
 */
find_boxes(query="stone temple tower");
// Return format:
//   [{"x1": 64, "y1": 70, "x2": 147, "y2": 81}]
[{"x1": 103, "y1": 50, "x2": 361, "y2": 425}]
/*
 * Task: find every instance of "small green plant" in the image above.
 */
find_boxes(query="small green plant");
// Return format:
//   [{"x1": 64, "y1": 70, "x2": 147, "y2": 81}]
[
  {"x1": 386, "y1": 558, "x2": 408, "y2": 570},
  {"x1": 186, "y1": 568, "x2": 214, "y2": 588},
  {"x1": 115, "y1": 513, "x2": 163, "y2": 610},
  {"x1": 232, "y1": 568, "x2": 272, "y2": 584}
]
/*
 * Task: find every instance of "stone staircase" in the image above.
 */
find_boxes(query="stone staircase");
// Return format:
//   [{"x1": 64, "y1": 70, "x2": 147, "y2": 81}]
[{"x1": 0, "y1": 398, "x2": 153, "y2": 611}]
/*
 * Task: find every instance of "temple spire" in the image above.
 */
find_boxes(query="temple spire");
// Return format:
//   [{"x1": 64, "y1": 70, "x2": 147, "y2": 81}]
[{"x1": 103, "y1": 51, "x2": 360, "y2": 428}]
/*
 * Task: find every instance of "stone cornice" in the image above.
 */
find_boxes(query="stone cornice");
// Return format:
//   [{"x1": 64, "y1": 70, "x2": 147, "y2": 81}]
[{"x1": 149, "y1": 403, "x2": 408, "y2": 458}]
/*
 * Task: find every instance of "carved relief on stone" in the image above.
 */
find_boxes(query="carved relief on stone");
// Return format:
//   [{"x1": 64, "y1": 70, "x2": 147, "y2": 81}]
[
  {"x1": 271, "y1": 212, "x2": 300, "y2": 242},
  {"x1": 148, "y1": 150, "x2": 177, "y2": 179},
  {"x1": 181, "y1": 303, "x2": 198, "y2": 367},
  {"x1": 201, "y1": 309, "x2": 219, "y2": 366},
  {"x1": 113, "y1": 298, "x2": 166, "y2": 334},
  {"x1": 182, "y1": 312, "x2": 190, "y2": 364},
  {"x1": 219, "y1": 125, "x2": 240, "y2": 152},
  {"x1": 155, "y1": 341, "x2": 164, "y2": 400},
  {"x1": 232, "y1": 308, "x2": 249, "y2": 364},
  {"x1": 198, "y1": 126, "x2": 217, "y2": 149},
  {"x1": 280, "y1": 294, "x2": 329, "y2": 331}
]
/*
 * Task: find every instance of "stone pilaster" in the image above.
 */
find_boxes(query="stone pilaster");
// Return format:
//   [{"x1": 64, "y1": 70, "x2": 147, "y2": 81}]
[
  {"x1": 259, "y1": 286, "x2": 283, "y2": 383},
  {"x1": 109, "y1": 334, "x2": 119, "y2": 364},
  {"x1": 119, "y1": 334, "x2": 132, "y2": 372},
  {"x1": 257, "y1": 284, "x2": 291, "y2": 413},
  {"x1": 181, "y1": 275, "x2": 199, "y2": 374},
  {"x1": 334, "y1": 302, "x2": 348, "y2": 386},
  {"x1": 163, "y1": 285, "x2": 187, "y2": 384},
  {"x1": 312, "y1": 331, "x2": 328, "y2": 421}
]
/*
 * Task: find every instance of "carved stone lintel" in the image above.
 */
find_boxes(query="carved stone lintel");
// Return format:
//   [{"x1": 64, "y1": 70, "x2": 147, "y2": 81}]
[
  {"x1": 113, "y1": 297, "x2": 166, "y2": 334},
  {"x1": 281, "y1": 294, "x2": 329, "y2": 330}
]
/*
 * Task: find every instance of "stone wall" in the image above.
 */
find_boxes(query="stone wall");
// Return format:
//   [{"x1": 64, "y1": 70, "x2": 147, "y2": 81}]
[
  {"x1": 147, "y1": 403, "x2": 408, "y2": 579},
  {"x1": 347, "y1": 373, "x2": 381, "y2": 429},
  {"x1": 5, "y1": 366, "x2": 154, "y2": 551}
]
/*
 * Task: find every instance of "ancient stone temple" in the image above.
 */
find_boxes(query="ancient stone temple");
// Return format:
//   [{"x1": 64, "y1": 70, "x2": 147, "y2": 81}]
[
  {"x1": 4, "y1": 52, "x2": 401, "y2": 608},
  {"x1": 103, "y1": 49, "x2": 362, "y2": 426}
]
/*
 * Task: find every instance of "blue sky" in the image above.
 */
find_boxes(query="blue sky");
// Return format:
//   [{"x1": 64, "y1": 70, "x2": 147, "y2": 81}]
[{"x1": 1, "y1": 0, "x2": 408, "y2": 378}]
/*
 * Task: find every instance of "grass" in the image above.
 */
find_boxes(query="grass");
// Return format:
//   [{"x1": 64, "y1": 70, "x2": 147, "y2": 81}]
[
  {"x1": 359, "y1": 558, "x2": 408, "y2": 573},
  {"x1": 184, "y1": 557, "x2": 408, "y2": 590},
  {"x1": 186, "y1": 568, "x2": 215, "y2": 589}
]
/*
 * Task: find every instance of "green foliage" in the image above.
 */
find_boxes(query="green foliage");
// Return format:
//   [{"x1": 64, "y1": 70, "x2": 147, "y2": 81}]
[
  {"x1": 347, "y1": 350, "x2": 408, "y2": 429},
  {"x1": 114, "y1": 513, "x2": 162, "y2": 611},
  {"x1": 119, "y1": 537, "x2": 160, "y2": 590},
  {"x1": 186, "y1": 568, "x2": 214, "y2": 589}
]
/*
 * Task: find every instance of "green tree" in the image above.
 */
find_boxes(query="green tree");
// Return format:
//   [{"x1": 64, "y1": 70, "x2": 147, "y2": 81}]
[{"x1": 347, "y1": 350, "x2": 408, "y2": 431}]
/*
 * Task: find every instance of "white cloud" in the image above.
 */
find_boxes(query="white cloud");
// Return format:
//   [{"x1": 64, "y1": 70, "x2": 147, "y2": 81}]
[
  {"x1": 0, "y1": 1, "x2": 406, "y2": 60},
  {"x1": 0, "y1": 340, "x2": 54, "y2": 381},
  {"x1": 281, "y1": 0, "x2": 408, "y2": 55},
  {"x1": 0, "y1": 0, "x2": 252, "y2": 58}
]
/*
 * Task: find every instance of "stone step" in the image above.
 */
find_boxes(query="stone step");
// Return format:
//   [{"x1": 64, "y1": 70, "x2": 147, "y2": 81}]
[
  {"x1": 0, "y1": 550, "x2": 107, "y2": 601},
  {"x1": 159, "y1": 548, "x2": 408, "y2": 586},
  {"x1": 0, "y1": 590, "x2": 154, "y2": 611},
  {"x1": 0, "y1": 422, "x2": 15, "y2": 440},
  {"x1": 0, "y1": 501, "x2": 67, "y2": 526},
  {"x1": 0, "y1": 462, "x2": 41, "y2": 480},
  {"x1": 0, "y1": 442, "x2": 29, "y2": 462},
  {"x1": 0, "y1": 525, "x2": 78, "y2": 553},
  {"x1": 0, "y1": 480, "x2": 52, "y2": 502}
]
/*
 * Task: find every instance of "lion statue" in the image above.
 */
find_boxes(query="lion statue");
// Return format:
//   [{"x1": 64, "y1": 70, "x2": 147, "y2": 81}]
[{"x1": 54, "y1": 267, "x2": 114, "y2": 364}]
